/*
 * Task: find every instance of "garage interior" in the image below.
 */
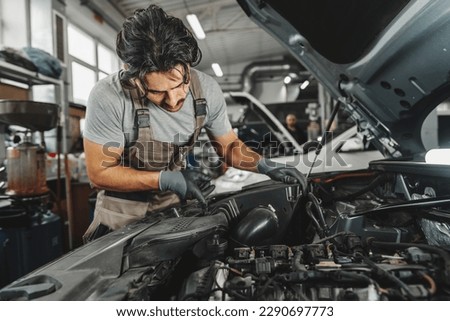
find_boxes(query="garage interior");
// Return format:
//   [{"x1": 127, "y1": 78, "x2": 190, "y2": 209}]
[
  {"x1": 0, "y1": 0, "x2": 449, "y2": 289},
  {"x1": 0, "y1": 0, "x2": 316, "y2": 287}
]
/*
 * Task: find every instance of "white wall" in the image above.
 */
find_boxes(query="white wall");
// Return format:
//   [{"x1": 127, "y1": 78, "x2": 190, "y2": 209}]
[
  {"x1": 0, "y1": 0, "x2": 28, "y2": 48},
  {"x1": 65, "y1": 1, "x2": 118, "y2": 51}
]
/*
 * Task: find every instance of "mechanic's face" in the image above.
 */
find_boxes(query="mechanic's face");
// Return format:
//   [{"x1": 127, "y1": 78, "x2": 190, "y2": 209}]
[{"x1": 141, "y1": 66, "x2": 190, "y2": 112}]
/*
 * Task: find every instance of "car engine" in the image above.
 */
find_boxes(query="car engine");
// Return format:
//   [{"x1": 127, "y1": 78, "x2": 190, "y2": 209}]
[
  {"x1": 1, "y1": 162, "x2": 450, "y2": 301},
  {"x1": 124, "y1": 163, "x2": 450, "y2": 301}
]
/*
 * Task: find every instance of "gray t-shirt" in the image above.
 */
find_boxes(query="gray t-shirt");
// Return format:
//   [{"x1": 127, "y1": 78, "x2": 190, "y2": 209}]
[{"x1": 84, "y1": 69, "x2": 232, "y2": 148}]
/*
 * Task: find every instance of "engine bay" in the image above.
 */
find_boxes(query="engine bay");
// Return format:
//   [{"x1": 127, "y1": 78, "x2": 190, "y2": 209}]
[
  {"x1": 122, "y1": 163, "x2": 450, "y2": 301},
  {"x1": 1, "y1": 163, "x2": 450, "y2": 301}
]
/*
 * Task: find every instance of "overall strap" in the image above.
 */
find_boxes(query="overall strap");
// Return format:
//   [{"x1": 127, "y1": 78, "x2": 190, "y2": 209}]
[
  {"x1": 170, "y1": 70, "x2": 208, "y2": 170},
  {"x1": 188, "y1": 69, "x2": 207, "y2": 144},
  {"x1": 129, "y1": 87, "x2": 153, "y2": 143}
]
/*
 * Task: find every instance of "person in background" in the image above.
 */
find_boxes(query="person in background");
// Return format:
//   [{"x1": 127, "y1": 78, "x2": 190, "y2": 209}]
[
  {"x1": 284, "y1": 113, "x2": 308, "y2": 144},
  {"x1": 82, "y1": 4, "x2": 307, "y2": 241},
  {"x1": 307, "y1": 121, "x2": 321, "y2": 141}
]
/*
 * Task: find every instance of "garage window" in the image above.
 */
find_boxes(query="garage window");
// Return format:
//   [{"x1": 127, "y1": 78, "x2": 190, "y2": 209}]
[
  {"x1": 0, "y1": 0, "x2": 28, "y2": 48},
  {"x1": 71, "y1": 62, "x2": 96, "y2": 106},
  {"x1": 67, "y1": 23, "x2": 119, "y2": 104},
  {"x1": 68, "y1": 24, "x2": 96, "y2": 66}
]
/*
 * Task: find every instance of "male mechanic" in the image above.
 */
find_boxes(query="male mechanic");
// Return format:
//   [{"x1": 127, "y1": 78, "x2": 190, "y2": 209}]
[{"x1": 82, "y1": 4, "x2": 306, "y2": 241}]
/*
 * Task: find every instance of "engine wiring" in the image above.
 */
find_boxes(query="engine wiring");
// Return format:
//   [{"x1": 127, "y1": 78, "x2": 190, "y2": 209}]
[
  {"x1": 134, "y1": 162, "x2": 450, "y2": 301},
  {"x1": 305, "y1": 192, "x2": 329, "y2": 237},
  {"x1": 355, "y1": 252, "x2": 417, "y2": 300},
  {"x1": 419, "y1": 271, "x2": 437, "y2": 295}
]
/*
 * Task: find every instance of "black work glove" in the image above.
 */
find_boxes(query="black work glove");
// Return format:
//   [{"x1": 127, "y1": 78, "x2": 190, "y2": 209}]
[
  {"x1": 257, "y1": 158, "x2": 307, "y2": 191},
  {"x1": 159, "y1": 169, "x2": 215, "y2": 205}
]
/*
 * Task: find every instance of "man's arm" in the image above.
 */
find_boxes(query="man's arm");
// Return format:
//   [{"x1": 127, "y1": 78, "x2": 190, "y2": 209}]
[
  {"x1": 84, "y1": 138, "x2": 160, "y2": 192},
  {"x1": 210, "y1": 129, "x2": 307, "y2": 189},
  {"x1": 84, "y1": 138, "x2": 214, "y2": 204},
  {"x1": 209, "y1": 129, "x2": 262, "y2": 172}
]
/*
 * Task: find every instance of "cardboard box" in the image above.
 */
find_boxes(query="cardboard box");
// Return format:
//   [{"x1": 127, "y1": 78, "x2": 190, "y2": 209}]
[{"x1": 0, "y1": 83, "x2": 29, "y2": 100}]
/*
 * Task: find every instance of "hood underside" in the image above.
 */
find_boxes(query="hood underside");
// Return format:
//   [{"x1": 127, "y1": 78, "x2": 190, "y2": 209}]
[{"x1": 238, "y1": 0, "x2": 450, "y2": 156}]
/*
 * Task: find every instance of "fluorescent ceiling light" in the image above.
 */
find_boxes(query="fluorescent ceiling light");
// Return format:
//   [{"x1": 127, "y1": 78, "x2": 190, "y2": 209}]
[
  {"x1": 211, "y1": 63, "x2": 223, "y2": 77},
  {"x1": 186, "y1": 14, "x2": 206, "y2": 40},
  {"x1": 283, "y1": 76, "x2": 292, "y2": 84},
  {"x1": 300, "y1": 80, "x2": 310, "y2": 90}
]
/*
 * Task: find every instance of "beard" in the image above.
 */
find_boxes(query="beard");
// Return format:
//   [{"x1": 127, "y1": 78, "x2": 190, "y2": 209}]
[{"x1": 159, "y1": 97, "x2": 185, "y2": 113}]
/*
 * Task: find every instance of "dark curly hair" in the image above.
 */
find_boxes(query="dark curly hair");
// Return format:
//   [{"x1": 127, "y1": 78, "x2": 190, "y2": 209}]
[{"x1": 116, "y1": 4, "x2": 202, "y2": 87}]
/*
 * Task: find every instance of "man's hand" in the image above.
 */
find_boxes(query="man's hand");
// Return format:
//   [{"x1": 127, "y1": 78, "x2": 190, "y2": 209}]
[
  {"x1": 159, "y1": 169, "x2": 215, "y2": 205},
  {"x1": 257, "y1": 158, "x2": 306, "y2": 191}
]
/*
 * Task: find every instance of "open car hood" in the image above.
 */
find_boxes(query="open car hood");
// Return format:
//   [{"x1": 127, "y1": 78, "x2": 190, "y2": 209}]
[{"x1": 237, "y1": 0, "x2": 450, "y2": 157}]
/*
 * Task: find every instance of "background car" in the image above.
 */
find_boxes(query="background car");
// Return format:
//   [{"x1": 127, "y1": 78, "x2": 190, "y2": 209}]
[{"x1": 207, "y1": 92, "x2": 383, "y2": 194}]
